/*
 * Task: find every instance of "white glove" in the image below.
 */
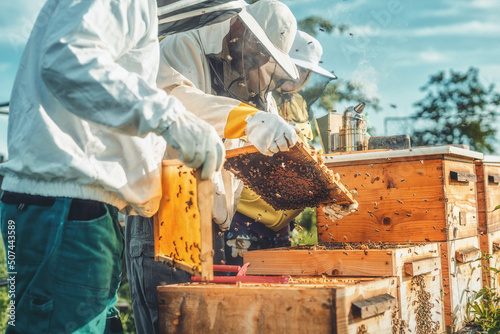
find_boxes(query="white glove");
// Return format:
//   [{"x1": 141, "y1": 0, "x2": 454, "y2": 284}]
[
  {"x1": 321, "y1": 201, "x2": 358, "y2": 222},
  {"x1": 245, "y1": 111, "x2": 298, "y2": 156},
  {"x1": 162, "y1": 111, "x2": 225, "y2": 180}
]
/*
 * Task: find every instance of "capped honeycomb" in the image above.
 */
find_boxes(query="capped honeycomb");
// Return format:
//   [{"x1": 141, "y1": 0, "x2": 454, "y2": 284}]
[{"x1": 154, "y1": 161, "x2": 213, "y2": 280}]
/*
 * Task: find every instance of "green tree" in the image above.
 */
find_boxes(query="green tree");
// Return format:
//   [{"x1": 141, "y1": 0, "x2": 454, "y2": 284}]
[
  {"x1": 298, "y1": 16, "x2": 348, "y2": 37},
  {"x1": 312, "y1": 79, "x2": 381, "y2": 113},
  {"x1": 411, "y1": 67, "x2": 500, "y2": 153}
]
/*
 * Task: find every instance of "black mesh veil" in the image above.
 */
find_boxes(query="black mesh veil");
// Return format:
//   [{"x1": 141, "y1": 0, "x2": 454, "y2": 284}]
[{"x1": 157, "y1": 0, "x2": 244, "y2": 37}]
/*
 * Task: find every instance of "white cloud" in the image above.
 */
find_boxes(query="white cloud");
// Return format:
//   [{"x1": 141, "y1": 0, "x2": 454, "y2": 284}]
[
  {"x1": 410, "y1": 20, "x2": 500, "y2": 37},
  {"x1": 417, "y1": 50, "x2": 449, "y2": 64},
  {"x1": 469, "y1": 0, "x2": 500, "y2": 9}
]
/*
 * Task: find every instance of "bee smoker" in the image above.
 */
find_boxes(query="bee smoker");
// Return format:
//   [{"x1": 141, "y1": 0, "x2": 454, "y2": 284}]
[
  {"x1": 338, "y1": 102, "x2": 368, "y2": 152},
  {"x1": 315, "y1": 102, "x2": 369, "y2": 153}
]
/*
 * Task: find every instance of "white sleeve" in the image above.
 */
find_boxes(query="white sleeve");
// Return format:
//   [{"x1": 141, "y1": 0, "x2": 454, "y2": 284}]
[{"x1": 39, "y1": 0, "x2": 184, "y2": 137}]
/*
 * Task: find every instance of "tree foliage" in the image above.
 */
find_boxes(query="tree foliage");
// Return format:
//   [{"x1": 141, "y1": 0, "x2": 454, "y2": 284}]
[
  {"x1": 298, "y1": 16, "x2": 348, "y2": 37},
  {"x1": 411, "y1": 67, "x2": 500, "y2": 153},
  {"x1": 315, "y1": 79, "x2": 381, "y2": 113}
]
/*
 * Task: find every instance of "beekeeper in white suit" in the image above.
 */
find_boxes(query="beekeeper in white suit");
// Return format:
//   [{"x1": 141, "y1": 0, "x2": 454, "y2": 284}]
[
  {"x1": 0, "y1": 0, "x2": 226, "y2": 333},
  {"x1": 124, "y1": 1, "x2": 300, "y2": 333},
  {"x1": 225, "y1": 30, "x2": 357, "y2": 266}
]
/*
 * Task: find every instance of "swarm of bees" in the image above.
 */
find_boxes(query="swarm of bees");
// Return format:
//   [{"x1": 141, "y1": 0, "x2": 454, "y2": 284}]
[
  {"x1": 356, "y1": 324, "x2": 369, "y2": 334},
  {"x1": 391, "y1": 309, "x2": 408, "y2": 334},
  {"x1": 224, "y1": 144, "x2": 353, "y2": 210},
  {"x1": 411, "y1": 275, "x2": 441, "y2": 334}
]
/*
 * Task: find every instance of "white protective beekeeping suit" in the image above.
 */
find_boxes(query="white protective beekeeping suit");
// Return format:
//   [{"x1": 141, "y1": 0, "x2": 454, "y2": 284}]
[
  {"x1": 0, "y1": 0, "x2": 225, "y2": 217},
  {"x1": 157, "y1": 0, "x2": 300, "y2": 230}
]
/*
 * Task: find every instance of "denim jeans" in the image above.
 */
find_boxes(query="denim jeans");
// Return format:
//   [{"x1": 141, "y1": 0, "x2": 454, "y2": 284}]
[
  {"x1": 124, "y1": 216, "x2": 191, "y2": 334},
  {"x1": 125, "y1": 215, "x2": 226, "y2": 334},
  {"x1": 0, "y1": 193, "x2": 124, "y2": 334}
]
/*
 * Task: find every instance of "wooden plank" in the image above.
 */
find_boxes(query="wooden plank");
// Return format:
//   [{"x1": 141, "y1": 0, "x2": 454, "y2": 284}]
[
  {"x1": 475, "y1": 161, "x2": 500, "y2": 233},
  {"x1": 403, "y1": 257, "x2": 440, "y2": 276},
  {"x1": 335, "y1": 277, "x2": 398, "y2": 334},
  {"x1": 244, "y1": 243, "x2": 441, "y2": 277},
  {"x1": 484, "y1": 164, "x2": 500, "y2": 232},
  {"x1": 443, "y1": 159, "x2": 479, "y2": 240},
  {"x1": 475, "y1": 161, "x2": 487, "y2": 234},
  {"x1": 225, "y1": 137, "x2": 315, "y2": 160},
  {"x1": 154, "y1": 161, "x2": 213, "y2": 280},
  {"x1": 224, "y1": 140, "x2": 355, "y2": 210},
  {"x1": 455, "y1": 247, "x2": 481, "y2": 263},
  {"x1": 351, "y1": 294, "x2": 396, "y2": 319},
  {"x1": 243, "y1": 248, "x2": 396, "y2": 277},
  {"x1": 450, "y1": 170, "x2": 477, "y2": 183},
  {"x1": 488, "y1": 174, "x2": 500, "y2": 184},
  {"x1": 479, "y1": 230, "x2": 500, "y2": 291},
  {"x1": 317, "y1": 158, "x2": 448, "y2": 243},
  {"x1": 398, "y1": 269, "x2": 445, "y2": 333},
  {"x1": 441, "y1": 236, "x2": 483, "y2": 332},
  {"x1": 322, "y1": 145, "x2": 483, "y2": 165},
  {"x1": 158, "y1": 284, "x2": 335, "y2": 334},
  {"x1": 197, "y1": 173, "x2": 214, "y2": 278},
  {"x1": 157, "y1": 277, "x2": 397, "y2": 334}
]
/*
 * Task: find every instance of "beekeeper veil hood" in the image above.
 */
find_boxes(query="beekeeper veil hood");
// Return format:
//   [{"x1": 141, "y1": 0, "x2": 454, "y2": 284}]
[
  {"x1": 290, "y1": 30, "x2": 336, "y2": 80},
  {"x1": 209, "y1": 0, "x2": 299, "y2": 109},
  {"x1": 157, "y1": 0, "x2": 245, "y2": 36},
  {"x1": 237, "y1": 0, "x2": 299, "y2": 81},
  {"x1": 273, "y1": 30, "x2": 336, "y2": 138},
  {"x1": 277, "y1": 30, "x2": 336, "y2": 112}
]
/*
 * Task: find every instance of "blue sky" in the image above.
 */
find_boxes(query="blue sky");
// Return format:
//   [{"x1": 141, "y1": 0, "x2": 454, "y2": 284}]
[{"x1": 1, "y1": 0, "x2": 500, "y2": 158}]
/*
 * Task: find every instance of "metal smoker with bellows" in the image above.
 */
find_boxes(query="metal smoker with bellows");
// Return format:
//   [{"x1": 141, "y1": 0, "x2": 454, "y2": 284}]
[
  {"x1": 315, "y1": 101, "x2": 411, "y2": 153},
  {"x1": 316, "y1": 102, "x2": 369, "y2": 153}
]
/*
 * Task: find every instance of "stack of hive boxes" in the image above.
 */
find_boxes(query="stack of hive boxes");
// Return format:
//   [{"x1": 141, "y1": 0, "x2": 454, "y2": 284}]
[
  {"x1": 314, "y1": 146, "x2": 484, "y2": 333},
  {"x1": 244, "y1": 242, "x2": 444, "y2": 333},
  {"x1": 244, "y1": 145, "x2": 487, "y2": 333},
  {"x1": 476, "y1": 157, "x2": 500, "y2": 290}
]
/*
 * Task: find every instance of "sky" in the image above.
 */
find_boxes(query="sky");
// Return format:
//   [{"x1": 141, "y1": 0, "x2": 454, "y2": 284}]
[{"x1": 1, "y1": 0, "x2": 500, "y2": 158}]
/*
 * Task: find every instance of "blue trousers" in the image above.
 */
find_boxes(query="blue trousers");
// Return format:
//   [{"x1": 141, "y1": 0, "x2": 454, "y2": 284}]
[
  {"x1": 125, "y1": 216, "x2": 226, "y2": 334},
  {"x1": 0, "y1": 193, "x2": 124, "y2": 334}
]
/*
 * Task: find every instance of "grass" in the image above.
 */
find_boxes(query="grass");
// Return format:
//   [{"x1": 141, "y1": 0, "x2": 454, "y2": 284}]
[{"x1": 466, "y1": 252, "x2": 500, "y2": 333}]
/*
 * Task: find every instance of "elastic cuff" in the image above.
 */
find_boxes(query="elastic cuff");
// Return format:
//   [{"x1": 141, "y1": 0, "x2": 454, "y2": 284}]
[{"x1": 224, "y1": 103, "x2": 259, "y2": 139}]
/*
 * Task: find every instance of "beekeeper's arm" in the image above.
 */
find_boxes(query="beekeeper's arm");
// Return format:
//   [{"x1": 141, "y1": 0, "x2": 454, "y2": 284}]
[
  {"x1": 39, "y1": 0, "x2": 222, "y2": 179},
  {"x1": 157, "y1": 36, "x2": 298, "y2": 156}
]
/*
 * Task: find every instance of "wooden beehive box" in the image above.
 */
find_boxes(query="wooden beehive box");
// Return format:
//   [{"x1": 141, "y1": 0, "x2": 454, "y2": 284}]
[
  {"x1": 479, "y1": 229, "x2": 500, "y2": 291},
  {"x1": 317, "y1": 146, "x2": 483, "y2": 243},
  {"x1": 224, "y1": 142, "x2": 355, "y2": 210},
  {"x1": 154, "y1": 161, "x2": 213, "y2": 280},
  {"x1": 157, "y1": 276, "x2": 398, "y2": 334},
  {"x1": 440, "y1": 236, "x2": 483, "y2": 332},
  {"x1": 475, "y1": 156, "x2": 500, "y2": 234},
  {"x1": 243, "y1": 242, "x2": 445, "y2": 333}
]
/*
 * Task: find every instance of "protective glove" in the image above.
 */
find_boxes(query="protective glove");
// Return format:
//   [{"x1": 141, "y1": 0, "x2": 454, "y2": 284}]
[
  {"x1": 245, "y1": 111, "x2": 299, "y2": 156},
  {"x1": 162, "y1": 111, "x2": 225, "y2": 180},
  {"x1": 321, "y1": 201, "x2": 358, "y2": 222}
]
